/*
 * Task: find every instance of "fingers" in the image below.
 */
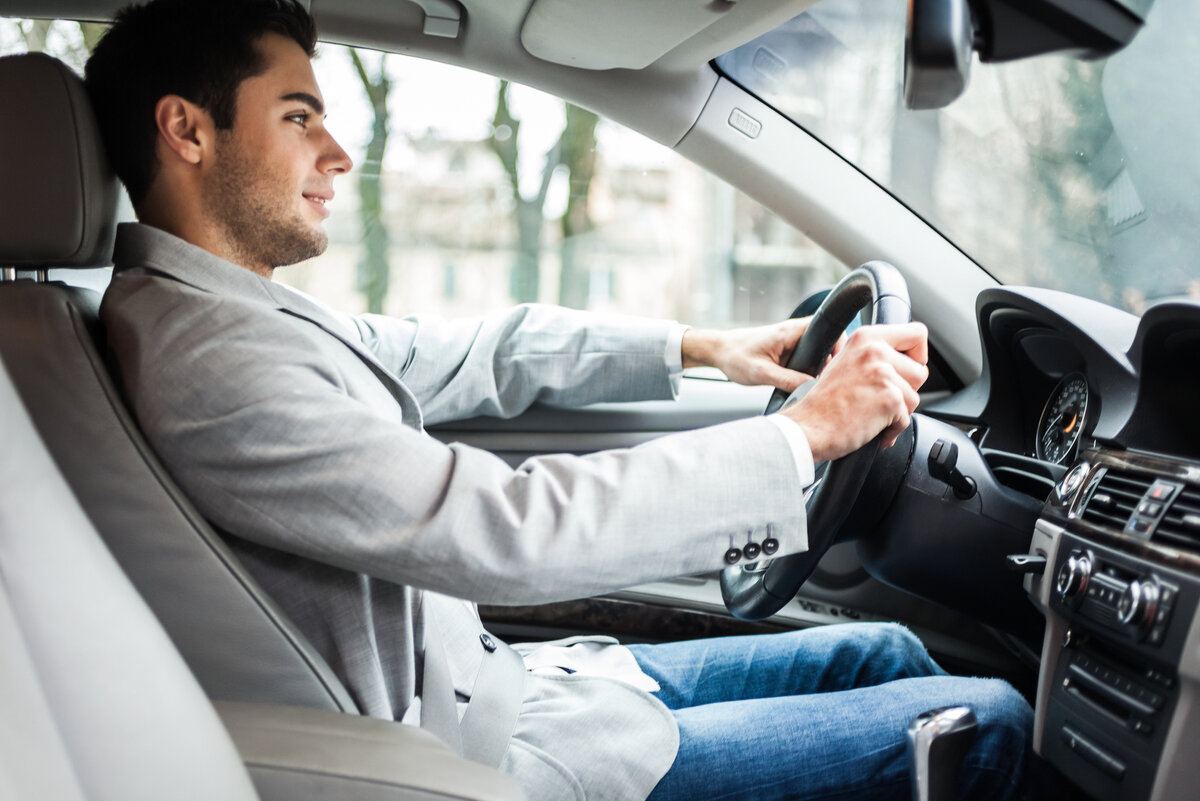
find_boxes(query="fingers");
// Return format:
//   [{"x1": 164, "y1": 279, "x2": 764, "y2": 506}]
[
  {"x1": 781, "y1": 320, "x2": 929, "y2": 461},
  {"x1": 868, "y1": 321, "x2": 929, "y2": 369},
  {"x1": 778, "y1": 316, "x2": 813, "y2": 344},
  {"x1": 830, "y1": 331, "x2": 848, "y2": 356},
  {"x1": 844, "y1": 323, "x2": 929, "y2": 391},
  {"x1": 762, "y1": 364, "x2": 814, "y2": 393},
  {"x1": 885, "y1": 345, "x2": 929, "y2": 392}
]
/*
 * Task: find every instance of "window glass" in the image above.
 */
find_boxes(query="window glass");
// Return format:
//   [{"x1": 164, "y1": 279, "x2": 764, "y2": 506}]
[
  {"x1": 716, "y1": 0, "x2": 1200, "y2": 314},
  {"x1": 0, "y1": 23, "x2": 845, "y2": 326},
  {"x1": 290, "y1": 44, "x2": 845, "y2": 327},
  {"x1": 0, "y1": 17, "x2": 104, "y2": 70}
]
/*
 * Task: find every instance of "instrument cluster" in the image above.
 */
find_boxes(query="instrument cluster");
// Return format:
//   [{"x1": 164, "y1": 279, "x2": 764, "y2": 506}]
[{"x1": 1036, "y1": 372, "x2": 1090, "y2": 465}]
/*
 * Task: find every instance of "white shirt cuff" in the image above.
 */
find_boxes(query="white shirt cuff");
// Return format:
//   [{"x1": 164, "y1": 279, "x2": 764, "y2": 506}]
[
  {"x1": 766, "y1": 414, "x2": 816, "y2": 488},
  {"x1": 664, "y1": 323, "x2": 688, "y2": 396}
]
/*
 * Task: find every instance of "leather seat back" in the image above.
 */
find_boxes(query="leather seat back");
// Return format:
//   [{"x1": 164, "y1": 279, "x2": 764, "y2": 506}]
[
  {"x1": 0, "y1": 53, "x2": 356, "y2": 713},
  {"x1": 0, "y1": 359, "x2": 261, "y2": 801}
]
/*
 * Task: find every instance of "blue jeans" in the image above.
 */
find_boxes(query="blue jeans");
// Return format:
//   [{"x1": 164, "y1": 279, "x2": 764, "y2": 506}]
[{"x1": 628, "y1": 623, "x2": 1044, "y2": 801}]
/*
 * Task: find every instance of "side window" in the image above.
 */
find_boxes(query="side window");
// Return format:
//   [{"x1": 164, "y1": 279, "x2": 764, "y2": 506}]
[
  {"x1": 298, "y1": 44, "x2": 845, "y2": 328},
  {"x1": 0, "y1": 18, "x2": 104, "y2": 71}
]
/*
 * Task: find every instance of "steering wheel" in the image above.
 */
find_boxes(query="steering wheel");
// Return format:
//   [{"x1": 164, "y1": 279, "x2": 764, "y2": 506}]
[{"x1": 720, "y1": 261, "x2": 912, "y2": 620}]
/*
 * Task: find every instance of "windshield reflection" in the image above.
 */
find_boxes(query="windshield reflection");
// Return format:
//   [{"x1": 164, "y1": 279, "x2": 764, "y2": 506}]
[{"x1": 716, "y1": 0, "x2": 1200, "y2": 315}]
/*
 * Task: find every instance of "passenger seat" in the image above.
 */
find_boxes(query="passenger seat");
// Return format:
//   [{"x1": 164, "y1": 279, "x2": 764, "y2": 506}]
[{"x1": 0, "y1": 360, "x2": 260, "y2": 801}]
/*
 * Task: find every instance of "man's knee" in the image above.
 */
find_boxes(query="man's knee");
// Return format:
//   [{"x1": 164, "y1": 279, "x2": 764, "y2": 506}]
[
  {"x1": 855, "y1": 622, "x2": 937, "y2": 673},
  {"x1": 968, "y1": 677, "x2": 1033, "y2": 736}
]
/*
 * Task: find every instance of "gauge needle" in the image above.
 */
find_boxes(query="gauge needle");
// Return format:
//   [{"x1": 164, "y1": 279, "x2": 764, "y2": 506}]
[{"x1": 1062, "y1": 413, "x2": 1078, "y2": 434}]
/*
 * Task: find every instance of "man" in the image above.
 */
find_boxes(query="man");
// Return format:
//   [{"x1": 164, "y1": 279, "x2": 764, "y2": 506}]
[{"x1": 85, "y1": 1, "x2": 1041, "y2": 799}]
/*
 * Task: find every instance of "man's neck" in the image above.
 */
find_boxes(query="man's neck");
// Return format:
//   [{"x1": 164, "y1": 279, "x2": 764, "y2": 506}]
[{"x1": 136, "y1": 209, "x2": 275, "y2": 279}]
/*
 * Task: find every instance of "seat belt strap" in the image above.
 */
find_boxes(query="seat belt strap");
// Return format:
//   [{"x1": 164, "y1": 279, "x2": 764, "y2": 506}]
[
  {"x1": 421, "y1": 614, "x2": 524, "y2": 768},
  {"x1": 420, "y1": 620, "x2": 464, "y2": 756},
  {"x1": 460, "y1": 633, "x2": 525, "y2": 768}
]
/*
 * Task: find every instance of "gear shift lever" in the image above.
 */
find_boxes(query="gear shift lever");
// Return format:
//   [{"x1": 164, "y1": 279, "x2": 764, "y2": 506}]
[{"x1": 907, "y1": 706, "x2": 978, "y2": 801}]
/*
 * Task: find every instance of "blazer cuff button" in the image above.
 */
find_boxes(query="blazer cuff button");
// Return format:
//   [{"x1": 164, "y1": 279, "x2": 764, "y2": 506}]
[
  {"x1": 479, "y1": 633, "x2": 498, "y2": 652},
  {"x1": 762, "y1": 538, "x2": 780, "y2": 556},
  {"x1": 743, "y1": 542, "x2": 761, "y2": 560},
  {"x1": 724, "y1": 547, "x2": 743, "y2": 565}
]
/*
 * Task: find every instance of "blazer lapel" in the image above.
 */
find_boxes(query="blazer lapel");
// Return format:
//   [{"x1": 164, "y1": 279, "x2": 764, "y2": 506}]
[
  {"x1": 265, "y1": 283, "x2": 425, "y2": 430},
  {"x1": 113, "y1": 223, "x2": 425, "y2": 429}
]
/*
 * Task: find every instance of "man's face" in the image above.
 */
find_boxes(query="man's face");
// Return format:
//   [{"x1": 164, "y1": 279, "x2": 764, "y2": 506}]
[{"x1": 203, "y1": 33, "x2": 352, "y2": 273}]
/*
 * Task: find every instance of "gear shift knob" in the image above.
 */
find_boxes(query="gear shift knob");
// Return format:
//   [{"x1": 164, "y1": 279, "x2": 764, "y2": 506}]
[{"x1": 907, "y1": 705, "x2": 978, "y2": 801}]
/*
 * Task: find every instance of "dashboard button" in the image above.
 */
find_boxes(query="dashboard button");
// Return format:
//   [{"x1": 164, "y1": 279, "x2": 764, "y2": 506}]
[{"x1": 1148, "y1": 480, "x2": 1181, "y2": 502}]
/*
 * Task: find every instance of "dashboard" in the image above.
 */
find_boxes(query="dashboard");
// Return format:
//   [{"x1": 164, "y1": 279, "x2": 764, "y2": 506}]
[
  {"x1": 938, "y1": 287, "x2": 1200, "y2": 465},
  {"x1": 930, "y1": 288, "x2": 1200, "y2": 801}
]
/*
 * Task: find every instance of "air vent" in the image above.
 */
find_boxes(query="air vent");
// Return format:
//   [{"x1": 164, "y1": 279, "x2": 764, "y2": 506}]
[
  {"x1": 1080, "y1": 468, "x2": 1151, "y2": 530},
  {"x1": 1155, "y1": 485, "x2": 1200, "y2": 552}
]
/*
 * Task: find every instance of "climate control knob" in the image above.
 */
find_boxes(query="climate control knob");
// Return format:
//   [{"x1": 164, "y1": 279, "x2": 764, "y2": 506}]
[
  {"x1": 1056, "y1": 553, "x2": 1092, "y2": 599},
  {"x1": 1117, "y1": 579, "x2": 1159, "y2": 629}
]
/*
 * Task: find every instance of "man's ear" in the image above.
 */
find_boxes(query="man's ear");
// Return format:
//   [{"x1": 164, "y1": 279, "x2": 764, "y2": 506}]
[{"x1": 153, "y1": 94, "x2": 213, "y2": 166}]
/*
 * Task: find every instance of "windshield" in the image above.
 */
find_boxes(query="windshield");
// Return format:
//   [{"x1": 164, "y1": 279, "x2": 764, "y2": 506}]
[{"x1": 717, "y1": 0, "x2": 1200, "y2": 315}]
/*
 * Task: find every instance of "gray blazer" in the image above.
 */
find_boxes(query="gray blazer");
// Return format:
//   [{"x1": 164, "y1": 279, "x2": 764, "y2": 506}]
[{"x1": 101, "y1": 223, "x2": 808, "y2": 800}]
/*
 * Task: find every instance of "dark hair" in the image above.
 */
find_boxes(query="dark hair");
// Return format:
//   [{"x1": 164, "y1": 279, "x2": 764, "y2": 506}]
[{"x1": 84, "y1": 0, "x2": 317, "y2": 208}]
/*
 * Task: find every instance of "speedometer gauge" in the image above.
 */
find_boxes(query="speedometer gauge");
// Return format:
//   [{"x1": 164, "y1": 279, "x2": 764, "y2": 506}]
[{"x1": 1036, "y1": 372, "x2": 1089, "y2": 464}]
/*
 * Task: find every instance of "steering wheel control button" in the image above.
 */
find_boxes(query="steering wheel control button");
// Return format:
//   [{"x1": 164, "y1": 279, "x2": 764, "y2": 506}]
[
  {"x1": 479, "y1": 633, "x2": 498, "y2": 653},
  {"x1": 762, "y1": 538, "x2": 780, "y2": 556},
  {"x1": 743, "y1": 541, "x2": 762, "y2": 560},
  {"x1": 724, "y1": 547, "x2": 743, "y2": 565}
]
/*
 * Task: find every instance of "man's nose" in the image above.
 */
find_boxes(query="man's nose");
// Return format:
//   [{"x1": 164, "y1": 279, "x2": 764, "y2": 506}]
[{"x1": 321, "y1": 132, "x2": 353, "y2": 174}]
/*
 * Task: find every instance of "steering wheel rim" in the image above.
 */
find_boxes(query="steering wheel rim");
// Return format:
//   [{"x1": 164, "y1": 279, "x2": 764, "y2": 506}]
[{"x1": 720, "y1": 261, "x2": 912, "y2": 621}]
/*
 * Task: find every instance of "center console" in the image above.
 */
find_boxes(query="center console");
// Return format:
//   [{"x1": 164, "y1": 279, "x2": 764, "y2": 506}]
[{"x1": 1028, "y1": 448, "x2": 1200, "y2": 801}]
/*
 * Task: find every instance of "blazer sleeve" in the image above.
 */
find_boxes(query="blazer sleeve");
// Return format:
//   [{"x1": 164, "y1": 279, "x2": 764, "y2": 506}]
[
  {"x1": 350, "y1": 303, "x2": 678, "y2": 425},
  {"x1": 105, "y1": 281, "x2": 809, "y2": 606}
]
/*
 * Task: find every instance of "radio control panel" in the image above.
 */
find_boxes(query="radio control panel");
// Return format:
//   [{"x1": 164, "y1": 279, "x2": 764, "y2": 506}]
[
  {"x1": 1053, "y1": 549, "x2": 1179, "y2": 646},
  {"x1": 1042, "y1": 532, "x2": 1197, "y2": 801}
]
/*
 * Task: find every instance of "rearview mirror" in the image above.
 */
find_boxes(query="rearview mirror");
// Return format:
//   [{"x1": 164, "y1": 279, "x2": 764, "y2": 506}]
[
  {"x1": 904, "y1": 0, "x2": 1155, "y2": 110},
  {"x1": 904, "y1": 0, "x2": 975, "y2": 111}
]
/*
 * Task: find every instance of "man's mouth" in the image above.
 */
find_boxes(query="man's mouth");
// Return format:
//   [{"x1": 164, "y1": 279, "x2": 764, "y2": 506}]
[{"x1": 303, "y1": 191, "x2": 333, "y2": 217}]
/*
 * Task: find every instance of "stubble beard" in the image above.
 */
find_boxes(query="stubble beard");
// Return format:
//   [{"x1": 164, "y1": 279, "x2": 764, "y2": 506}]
[{"x1": 206, "y1": 133, "x2": 328, "y2": 273}]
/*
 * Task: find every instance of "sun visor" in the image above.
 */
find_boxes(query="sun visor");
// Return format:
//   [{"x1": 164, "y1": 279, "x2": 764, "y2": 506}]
[{"x1": 520, "y1": 0, "x2": 818, "y2": 71}]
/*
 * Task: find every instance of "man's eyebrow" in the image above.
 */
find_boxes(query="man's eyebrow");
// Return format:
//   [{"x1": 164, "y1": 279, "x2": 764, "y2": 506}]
[{"x1": 281, "y1": 91, "x2": 325, "y2": 115}]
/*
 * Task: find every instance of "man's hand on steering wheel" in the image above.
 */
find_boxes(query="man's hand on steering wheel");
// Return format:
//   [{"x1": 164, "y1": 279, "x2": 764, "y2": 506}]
[
  {"x1": 681, "y1": 318, "x2": 825, "y2": 393},
  {"x1": 779, "y1": 322, "x2": 930, "y2": 461}
]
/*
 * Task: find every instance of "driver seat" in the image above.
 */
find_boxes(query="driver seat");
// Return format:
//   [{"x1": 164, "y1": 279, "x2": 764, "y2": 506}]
[
  {"x1": 0, "y1": 47, "x2": 525, "y2": 801},
  {"x1": 0, "y1": 51, "x2": 356, "y2": 714}
]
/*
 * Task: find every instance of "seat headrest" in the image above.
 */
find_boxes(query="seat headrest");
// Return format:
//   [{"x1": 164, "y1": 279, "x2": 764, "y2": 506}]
[{"x1": 0, "y1": 53, "x2": 119, "y2": 268}]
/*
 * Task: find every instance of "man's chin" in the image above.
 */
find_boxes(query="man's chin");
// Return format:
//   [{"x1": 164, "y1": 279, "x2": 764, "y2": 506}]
[{"x1": 271, "y1": 229, "x2": 328, "y2": 269}]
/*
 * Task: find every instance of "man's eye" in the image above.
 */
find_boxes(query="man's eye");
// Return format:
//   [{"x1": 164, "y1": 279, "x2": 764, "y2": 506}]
[{"x1": 286, "y1": 113, "x2": 310, "y2": 128}]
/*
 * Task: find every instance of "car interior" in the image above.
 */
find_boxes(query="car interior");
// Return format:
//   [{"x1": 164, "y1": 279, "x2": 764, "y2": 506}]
[{"x1": 2, "y1": 1, "x2": 1198, "y2": 800}]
